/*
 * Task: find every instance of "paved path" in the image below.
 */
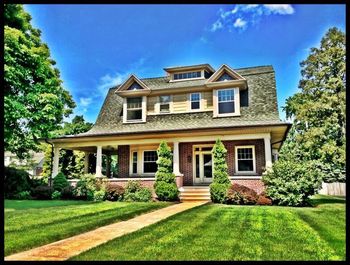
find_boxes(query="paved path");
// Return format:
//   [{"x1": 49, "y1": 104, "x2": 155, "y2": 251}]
[{"x1": 5, "y1": 202, "x2": 207, "y2": 261}]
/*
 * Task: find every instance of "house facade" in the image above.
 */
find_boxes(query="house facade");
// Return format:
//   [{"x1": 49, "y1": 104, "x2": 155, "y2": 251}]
[{"x1": 47, "y1": 64, "x2": 290, "y2": 194}]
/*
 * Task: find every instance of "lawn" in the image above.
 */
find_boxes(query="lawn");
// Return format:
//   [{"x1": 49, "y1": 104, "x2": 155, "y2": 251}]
[
  {"x1": 4, "y1": 200, "x2": 170, "y2": 256},
  {"x1": 72, "y1": 195, "x2": 345, "y2": 261}
]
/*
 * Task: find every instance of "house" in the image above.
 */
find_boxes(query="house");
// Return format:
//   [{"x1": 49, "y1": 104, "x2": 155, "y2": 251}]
[
  {"x1": 45, "y1": 63, "x2": 291, "y2": 196},
  {"x1": 4, "y1": 151, "x2": 45, "y2": 177}
]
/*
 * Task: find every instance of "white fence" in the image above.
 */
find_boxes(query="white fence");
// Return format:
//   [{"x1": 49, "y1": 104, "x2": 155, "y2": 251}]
[{"x1": 318, "y1": 182, "x2": 346, "y2": 196}]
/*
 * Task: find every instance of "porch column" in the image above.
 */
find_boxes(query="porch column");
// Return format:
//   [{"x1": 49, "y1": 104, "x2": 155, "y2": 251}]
[
  {"x1": 106, "y1": 155, "x2": 111, "y2": 178},
  {"x1": 96, "y1": 146, "x2": 102, "y2": 178},
  {"x1": 173, "y1": 141, "x2": 181, "y2": 175},
  {"x1": 84, "y1": 152, "x2": 89, "y2": 174},
  {"x1": 264, "y1": 135, "x2": 272, "y2": 169},
  {"x1": 52, "y1": 147, "x2": 60, "y2": 178}
]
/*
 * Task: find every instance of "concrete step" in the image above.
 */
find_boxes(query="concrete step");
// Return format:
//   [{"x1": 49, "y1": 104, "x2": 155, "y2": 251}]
[
  {"x1": 180, "y1": 197, "x2": 211, "y2": 202},
  {"x1": 179, "y1": 193, "x2": 210, "y2": 197}
]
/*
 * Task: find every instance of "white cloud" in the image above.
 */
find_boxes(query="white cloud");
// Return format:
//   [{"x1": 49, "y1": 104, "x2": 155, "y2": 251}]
[
  {"x1": 209, "y1": 4, "x2": 294, "y2": 32},
  {"x1": 263, "y1": 4, "x2": 295, "y2": 15},
  {"x1": 233, "y1": 18, "x2": 247, "y2": 28},
  {"x1": 79, "y1": 97, "x2": 92, "y2": 107}
]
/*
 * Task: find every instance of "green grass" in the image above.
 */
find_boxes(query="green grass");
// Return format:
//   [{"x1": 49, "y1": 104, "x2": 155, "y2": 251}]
[
  {"x1": 72, "y1": 195, "x2": 345, "y2": 261},
  {"x1": 5, "y1": 200, "x2": 170, "y2": 256}
]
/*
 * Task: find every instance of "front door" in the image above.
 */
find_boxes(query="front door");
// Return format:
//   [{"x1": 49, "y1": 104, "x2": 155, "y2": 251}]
[{"x1": 194, "y1": 149, "x2": 213, "y2": 184}]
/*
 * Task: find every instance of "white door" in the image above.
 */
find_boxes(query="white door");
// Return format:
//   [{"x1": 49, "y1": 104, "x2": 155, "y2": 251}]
[{"x1": 194, "y1": 151, "x2": 213, "y2": 184}]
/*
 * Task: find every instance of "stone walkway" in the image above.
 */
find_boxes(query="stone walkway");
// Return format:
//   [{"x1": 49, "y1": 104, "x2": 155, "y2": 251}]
[{"x1": 5, "y1": 202, "x2": 207, "y2": 261}]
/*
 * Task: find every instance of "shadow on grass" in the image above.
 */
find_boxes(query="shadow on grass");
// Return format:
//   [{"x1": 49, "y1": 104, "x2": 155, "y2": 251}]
[{"x1": 308, "y1": 195, "x2": 346, "y2": 207}]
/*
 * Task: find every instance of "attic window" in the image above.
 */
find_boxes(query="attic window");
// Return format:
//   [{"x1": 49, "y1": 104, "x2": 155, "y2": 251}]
[
  {"x1": 126, "y1": 97, "x2": 142, "y2": 121},
  {"x1": 217, "y1": 73, "x2": 234, "y2": 81},
  {"x1": 159, "y1": 95, "x2": 170, "y2": 113},
  {"x1": 127, "y1": 82, "x2": 143, "y2": 90},
  {"x1": 174, "y1": 71, "x2": 201, "y2": 80}
]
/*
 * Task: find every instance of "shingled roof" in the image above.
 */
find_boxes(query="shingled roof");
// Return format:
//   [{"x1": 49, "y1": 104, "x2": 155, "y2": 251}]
[{"x1": 58, "y1": 65, "x2": 288, "y2": 138}]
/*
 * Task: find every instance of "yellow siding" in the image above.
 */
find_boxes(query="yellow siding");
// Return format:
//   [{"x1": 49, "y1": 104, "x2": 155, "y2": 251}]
[
  {"x1": 173, "y1": 94, "x2": 188, "y2": 112},
  {"x1": 202, "y1": 91, "x2": 213, "y2": 110}
]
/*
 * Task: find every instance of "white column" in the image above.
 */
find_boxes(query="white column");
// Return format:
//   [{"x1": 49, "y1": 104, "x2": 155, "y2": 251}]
[
  {"x1": 173, "y1": 141, "x2": 181, "y2": 176},
  {"x1": 52, "y1": 147, "x2": 60, "y2": 178},
  {"x1": 96, "y1": 146, "x2": 102, "y2": 178},
  {"x1": 264, "y1": 135, "x2": 272, "y2": 169},
  {"x1": 84, "y1": 152, "x2": 89, "y2": 174}
]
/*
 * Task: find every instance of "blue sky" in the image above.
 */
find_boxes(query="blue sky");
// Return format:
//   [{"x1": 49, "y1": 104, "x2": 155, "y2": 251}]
[{"x1": 25, "y1": 4, "x2": 345, "y2": 123}]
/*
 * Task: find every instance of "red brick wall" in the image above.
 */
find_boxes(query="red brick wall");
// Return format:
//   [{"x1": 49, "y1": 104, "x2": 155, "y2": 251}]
[
  {"x1": 180, "y1": 139, "x2": 266, "y2": 186},
  {"x1": 118, "y1": 145, "x2": 130, "y2": 178},
  {"x1": 231, "y1": 179, "x2": 265, "y2": 194}
]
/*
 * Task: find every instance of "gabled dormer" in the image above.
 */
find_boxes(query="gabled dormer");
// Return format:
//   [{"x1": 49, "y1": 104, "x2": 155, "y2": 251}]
[
  {"x1": 115, "y1": 75, "x2": 149, "y2": 123},
  {"x1": 206, "y1": 64, "x2": 247, "y2": 89},
  {"x1": 164, "y1": 64, "x2": 215, "y2": 82}
]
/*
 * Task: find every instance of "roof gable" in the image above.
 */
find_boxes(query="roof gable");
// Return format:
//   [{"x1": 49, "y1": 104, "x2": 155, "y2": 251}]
[
  {"x1": 206, "y1": 64, "x2": 247, "y2": 89},
  {"x1": 115, "y1": 74, "x2": 151, "y2": 96}
]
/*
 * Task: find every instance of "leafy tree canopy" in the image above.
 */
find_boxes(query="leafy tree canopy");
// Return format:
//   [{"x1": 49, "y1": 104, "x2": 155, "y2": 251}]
[
  {"x1": 281, "y1": 27, "x2": 345, "y2": 182},
  {"x1": 4, "y1": 4, "x2": 76, "y2": 159}
]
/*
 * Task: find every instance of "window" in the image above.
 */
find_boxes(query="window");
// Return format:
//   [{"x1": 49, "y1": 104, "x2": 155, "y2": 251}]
[
  {"x1": 218, "y1": 89, "x2": 235, "y2": 114},
  {"x1": 143, "y1": 151, "x2": 158, "y2": 173},
  {"x1": 132, "y1": 152, "x2": 137, "y2": 174},
  {"x1": 236, "y1": 146, "x2": 255, "y2": 173},
  {"x1": 126, "y1": 97, "x2": 142, "y2": 121},
  {"x1": 190, "y1": 93, "x2": 201, "y2": 110},
  {"x1": 159, "y1": 95, "x2": 170, "y2": 113},
  {"x1": 174, "y1": 71, "x2": 201, "y2": 80}
]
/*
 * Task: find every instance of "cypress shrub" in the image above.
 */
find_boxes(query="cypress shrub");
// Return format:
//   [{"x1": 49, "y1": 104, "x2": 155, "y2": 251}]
[{"x1": 53, "y1": 172, "x2": 69, "y2": 192}]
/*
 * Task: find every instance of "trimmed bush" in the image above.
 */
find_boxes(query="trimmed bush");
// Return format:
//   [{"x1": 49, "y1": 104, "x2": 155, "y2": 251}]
[
  {"x1": 73, "y1": 174, "x2": 97, "y2": 200},
  {"x1": 124, "y1": 180, "x2": 152, "y2": 202},
  {"x1": 14, "y1": 190, "x2": 31, "y2": 200},
  {"x1": 209, "y1": 139, "x2": 231, "y2": 203},
  {"x1": 105, "y1": 183, "x2": 124, "y2": 201},
  {"x1": 226, "y1": 183, "x2": 258, "y2": 205},
  {"x1": 154, "y1": 141, "x2": 179, "y2": 201},
  {"x1": 32, "y1": 185, "x2": 53, "y2": 200},
  {"x1": 51, "y1": 191, "x2": 62, "y2": 200},
  {"x1": 53, "y1": 172, "x2": 69, "y2": 192},
  {"x1": 61, "y1": 185, "x2": 74, "y2": 200},
  {"x1": 256, "y1": 195, "x2": 272, "y2": 205},
  {"x1": 4, "y1": 167, "x2": 32, "y2": 198},
  {"x1": 93, "y1": 190, "x2": 106, "y2": 201},
  {"x1": 262, "y1": 160, "x2": 322, "y2": 206}
]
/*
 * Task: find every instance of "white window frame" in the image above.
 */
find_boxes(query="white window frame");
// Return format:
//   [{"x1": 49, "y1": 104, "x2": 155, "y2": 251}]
[
  {"x1": 131, "y1": 151, "x2": 138, "y2": 174},
  {"x1": 189, "y1": 92, "x2": 201, "y2": 111},
  {"x1": 156, "y1": 95, "x2": 173, "y2": 114},
  {"x1": 142, "y1": 150, "x2": 158, "y2": 174},
  {"x1": 170, "y1": 70, "x2": 205, "y2": 82},
  {"x1": 213, "y1": 88, "x2": 240, "y2": 117},
  {"x1": 123, "y1": 96, "x2": 147, "y2": 123},
  {"x1": 235, "y1": 145, "x2": 256, "y2": 174}
]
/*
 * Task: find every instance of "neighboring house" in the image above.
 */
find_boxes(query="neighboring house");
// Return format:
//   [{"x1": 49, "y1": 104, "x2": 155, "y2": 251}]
[
  {"x1": 4, "y1": 151, "x2": 44, "y2": 177},
  {"x1": 46, "y1": 63, "x2": 291, "y2": 194}
]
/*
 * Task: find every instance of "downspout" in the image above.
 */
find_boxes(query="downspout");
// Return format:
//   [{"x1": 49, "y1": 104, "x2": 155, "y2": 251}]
[{"x1": 45, "y1": 139, "x2": 54, "y2": 187}]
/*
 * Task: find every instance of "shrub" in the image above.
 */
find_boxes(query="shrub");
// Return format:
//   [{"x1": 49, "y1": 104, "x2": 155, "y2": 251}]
[
  {"x1": 73, "y1": 174, "x2": 97, "y2": 200},
  {"x1": 225, "y1": 183, "x2": 259, "y2": 205},
  {"x1": 154, "y1": 182, "x2": 179, "y2": 201},
  {"x1": 93, "y1": 190, "x2": 106, "y2": 201},
  {"x1": 124, "y1": 180, "x2": 152, "y2": 202},
  {"x1": 209, "y1": 139, "x2": 231, "y2": 203},
  {"x1": 51, "y1": 191, "x2": 62, "y2": 200},
  {"x1": 154, "y1": 141, "x2": 179, "y2": 201},
  {"x1": 61, "y1": 185, "x2": 74, "y2": 200},
  {"x1": 4, "y1": 167, "x2": 32, "y2": 198},
  {"x1": 256, "y1": 195, "x2": 272, "y2": 205},
  {"x1": 53, "y1": 172, "x2": 69, "y2": 192},
  {"x1": 32, "y1": 185, "x2": 53, "y2": 200},
  {"x1": 105, "y1": 183, "x2": 124, "y2": 201},
  {"x1": 14, "y1": 190, "x2": 31, "y2": 200},
  {"x1": 262, "y1": 160, "x2": 322, "y2": 206}
]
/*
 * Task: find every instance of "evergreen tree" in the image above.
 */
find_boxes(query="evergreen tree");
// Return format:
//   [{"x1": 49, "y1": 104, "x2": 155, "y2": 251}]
[
  {"x1": 154, "y1": 141, "x2": 179, "y2": 201},
  {"x1": 282, "y1": 27, "x2": 345, "y2": 183},
  {"x1": 209, "y1": 139, "x2": 231, "y2": 203}
]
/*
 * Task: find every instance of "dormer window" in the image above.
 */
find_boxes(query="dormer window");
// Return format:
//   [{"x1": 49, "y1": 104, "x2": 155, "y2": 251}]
[
  {"x1": 190, "y1": 93, "x2": 201, "y2": 110},
  {"x1": 174, "y1": 71, "x2": 201, "y2": 80},
  {"x1": 213, "y1": 88, "x2": 240, "y2": 117},
  {"x1": 159, "y1": 95, "x2": 171, "y2": 113},
  {"x1": 127, "y1": 97, "x2": 143, "y2": 121}
]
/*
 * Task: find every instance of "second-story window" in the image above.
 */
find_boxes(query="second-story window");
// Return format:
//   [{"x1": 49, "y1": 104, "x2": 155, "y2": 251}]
[
  {"x1": 218, "y1": 89, "x2": 235, "y2": 114},
  {"x1": 159, "y1": 95, "x2": 170, "y2": 113},
  {"x1": 127, "y1": 97, "x2": 142, "y2": 121},
  {"x1": 174, "y1": 71, "x2": 201, "y2": 80},
  {"x1": 190, "y1": 93, "x2": 201, "y2": 110}
]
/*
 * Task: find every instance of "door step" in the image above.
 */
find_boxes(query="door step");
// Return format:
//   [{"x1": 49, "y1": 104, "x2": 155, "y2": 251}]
[{"x1": 179, "y1": 186, "x2": 211, "y2": 202}]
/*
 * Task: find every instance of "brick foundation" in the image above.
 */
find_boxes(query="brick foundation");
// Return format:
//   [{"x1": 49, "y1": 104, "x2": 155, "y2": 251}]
[{"x1": 231, "y1": 179, "x2": 265, "y2": 194}]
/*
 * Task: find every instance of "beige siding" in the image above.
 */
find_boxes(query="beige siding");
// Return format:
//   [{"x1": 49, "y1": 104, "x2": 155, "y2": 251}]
[
  {"x1": 202, "y1": 91, "x2": 213, "y2": 110},
  {"x1": 173, "y1": 94, "x2": 188, "y2": 112},
  {"x1": 147, "y1": 96, "x2": 157, "y2": 114}
]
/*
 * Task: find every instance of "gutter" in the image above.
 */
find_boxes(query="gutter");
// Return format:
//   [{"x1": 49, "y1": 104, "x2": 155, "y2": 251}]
[
  {"x1": 44, "y1": 139, "x2": 54, "y2": 187},
  {"x1": 271, "y1": 123, "x2": 292, "y2": 151}
]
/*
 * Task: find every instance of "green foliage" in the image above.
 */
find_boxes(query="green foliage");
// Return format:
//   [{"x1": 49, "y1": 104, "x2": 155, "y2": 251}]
[
  {"x1": 4, "y1": 166, "x2": 32, "y2": 198},
  {"x1": 282, "y1": 27, "x2": 345, "y2": 183},
  {"x1": 4, "y1": 4, "x2": 75, "y2": 159},
  {"x1": 51, "y1": 191, "x2": 62, "y2": 200},
  {"x1": 262, "y1": 160, "x2": 322, "y2": 206},
  {"x1": 73, "y1": 174, "x2": 97, "y2": 200},
  {"x1": 154, "y1": 141, "x2": 179, "y2": 201},
  {"x1": 53, "y1": 172, "x2": 69, "y2": 192},
  {"x1": 93, "y1": 190, "x2": 106, "y2": 202},
  {"x1": 124, "y1": 180, "x2": 152, "y2": 202},
  {"x1": 32, "y1": 185, "x2": 53, "y2": 200},
  {"x1": 14, "y1": 190, "x2": 32, "y2": 200},
  {"x1": 209, "y1": 139, "x2": 231, "y2": 203}
]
